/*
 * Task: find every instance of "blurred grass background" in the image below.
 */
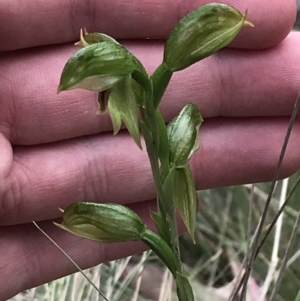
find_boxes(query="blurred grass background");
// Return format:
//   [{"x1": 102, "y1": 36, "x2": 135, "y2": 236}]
[{"x1": 9, "y1": 3, "x2": 300, "y2": 301}]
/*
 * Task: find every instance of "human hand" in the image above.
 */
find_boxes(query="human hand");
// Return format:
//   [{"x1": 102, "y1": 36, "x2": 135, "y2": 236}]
[{"x1": 0, "y1": 0, "x2": 298, "y2": 299}]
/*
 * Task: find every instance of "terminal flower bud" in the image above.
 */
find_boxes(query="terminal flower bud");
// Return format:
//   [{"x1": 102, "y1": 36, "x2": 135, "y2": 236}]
[{"x1": 164, "y1": 3, "x2": 253, "y2": 71}]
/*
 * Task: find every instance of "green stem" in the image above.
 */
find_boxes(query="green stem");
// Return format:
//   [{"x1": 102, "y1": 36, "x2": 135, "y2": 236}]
[
  {"x1": 151, "y1": 63, "x2": 173, "y2": 109},
  {"x1": 141, "y1": 63, "x2": 191, "y2": 300},
  {"x1": 139, "y1": 111, "x2": 182, "y2": 273},
  {"x1": 155, "y1": 109, "x2": 170, "y2": 180}
]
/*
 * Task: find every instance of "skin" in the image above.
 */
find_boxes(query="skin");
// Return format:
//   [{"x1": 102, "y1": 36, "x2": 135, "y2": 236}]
[{"x1": 0, "y1": 0, "x2": 299, "y2": 299}]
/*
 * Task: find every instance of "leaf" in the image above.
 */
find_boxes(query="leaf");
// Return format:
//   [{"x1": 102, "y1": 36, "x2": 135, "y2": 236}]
[
  {"x1": 174, "y1": 166, "x2": 197, "y2": 242},
  {"x1": 58, "y1": 41, "x2": 149, "y2": 93},
  {"x1": 295, "y1": 290, "x2": 300, "y2": 301},
  {"x1": 162, "y1": 166, "x2": 176, "y2": 212},
  {"x1": 176, "y1": 272, "x2": 195, "y2": 301},
  {"x1": 54, "y1": 202, "x2": 146, "y2": 243},
  {"x1": 164, "y1": 3, "x2": 253, "y2": 71},
  {"x1": 107, "y1": 76, "x2": 141, "y2": 148},
  {"x1": 106, "y1": 92, "x2": 122, "y2": 132},
  {"x1": 141, "y1": 228, "x2": 179, "y2": 277},
  {"x1": 150, "y1": 209, "x2": 171, "y2": 246},
  {"x1": 167, "y1": 103, "x2": 203, "y2": 166}
]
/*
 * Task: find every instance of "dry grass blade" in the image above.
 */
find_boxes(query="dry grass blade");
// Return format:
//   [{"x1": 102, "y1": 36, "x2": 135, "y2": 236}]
[
  {"x1": 240, "y1": 184, "x2": 254, "y2": 301},
  {"x1": 32, "y1": 221, "x2": 109, "y2": 301},
  {"x1": 259, "y1": 178, "x2": 289, "y2": 301},
  {"x1": 228, "y1": 92, "x2": 300, "y2": 301},
  {"x1": 268, "y1": 210, "x2": 300, "y2": 301},
  {"x1": 254, "y1": 174, "x2": 300, "y2": 261},
  {"x1": 208, "y1": 192, "x2": 233, "y2": 286}
]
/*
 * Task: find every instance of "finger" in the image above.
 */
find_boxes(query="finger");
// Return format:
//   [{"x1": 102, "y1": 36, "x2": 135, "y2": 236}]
[
  {"x1": 0, "y1": 199, "x2": 164, "y2": 300},
  {"x1": 0, "y1": 0, "x2": 296, "y2": 51},
  {"x1": 1, "y1": 32, "x2": 300, "y2": 145},
  {"x1": 1, "y1": 117, "x2": 300, "y2": 225}
]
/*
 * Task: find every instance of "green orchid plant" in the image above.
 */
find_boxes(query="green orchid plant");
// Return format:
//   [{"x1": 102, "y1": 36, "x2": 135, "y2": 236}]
[{"x1": 56, "y1": 3, "x2": 253, "y2": 300}]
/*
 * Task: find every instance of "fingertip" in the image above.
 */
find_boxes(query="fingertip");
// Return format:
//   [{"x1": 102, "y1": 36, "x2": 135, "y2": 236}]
[{"x1": 230, "y1": 0, "x2": 297, "y2": 49}]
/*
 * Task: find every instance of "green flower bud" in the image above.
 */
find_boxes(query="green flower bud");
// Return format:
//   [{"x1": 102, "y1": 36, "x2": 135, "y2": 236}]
[
  {"x1": 164, "y1": 3, "x2": 253, "y2": 71},
  {"x1": 54, "y1": 202, "x2": 147, "y2": 243},
  {"x1": 167, "y1": 103, "x2": 203, "y2": 166},
  {"x1": 55, "y1": 202, "x2": 180, "y2": 279},
  {"x1": 58, "y1": 35, "x2": 150, "y2": 148},
  {"x1": 57, "y1": 41, "x2": 147, "y2": 93}
]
